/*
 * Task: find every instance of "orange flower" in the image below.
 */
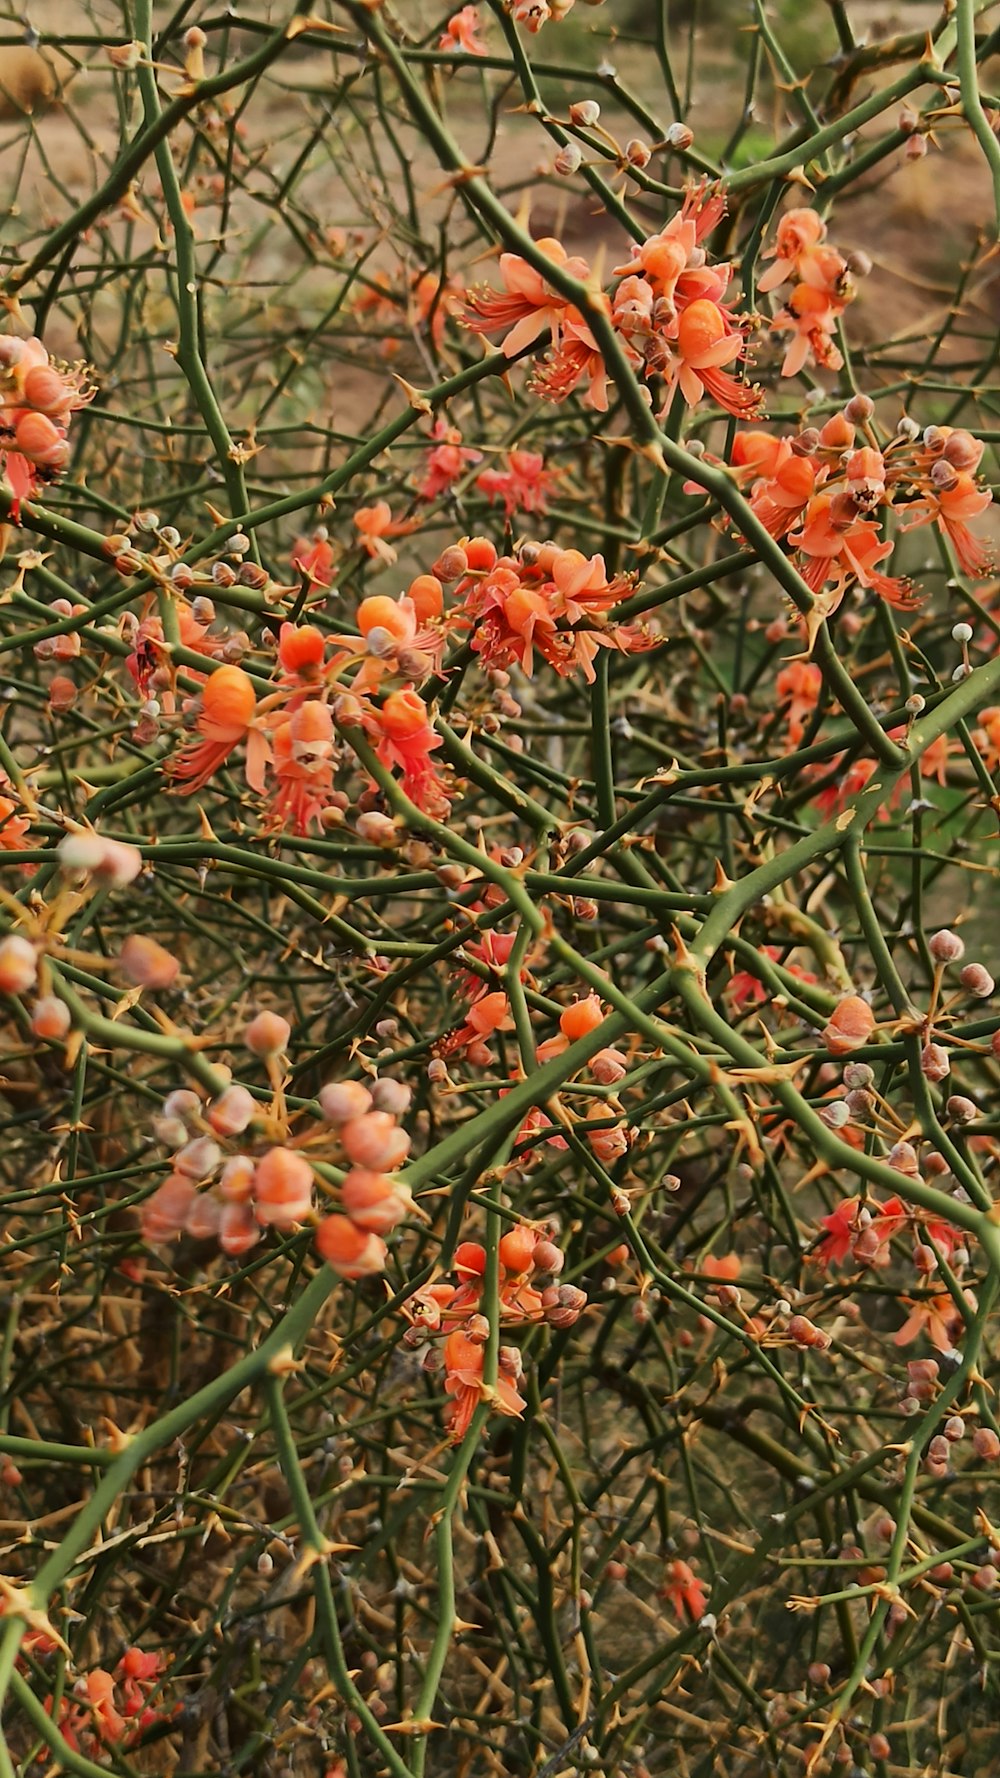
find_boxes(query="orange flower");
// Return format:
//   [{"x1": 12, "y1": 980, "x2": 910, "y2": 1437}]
[
  {"x1": 353, "y1": 500, "x2": 418, "y2": 565},
  {"x1": 893, "y1": 1292, "x2": 967, "y2": 1354},
  {"x1": 439, "y1": 9, "x2": 488, "y2": 54},
  {"x1": 674, "y1": 299, "x2": 762, "y2": 418},
  {"x1": 660, "y1": 1559, "x2": 707, "y2": 1623},
  {"x1": 375, "y1": 688, "x2": 450, "y2": 815},
  {"x1": 167, "y1": 664, "x2": 269, "y2": 795},
  {"x1": 464, "y1": 238, "x2": 589, "y2": 357}
]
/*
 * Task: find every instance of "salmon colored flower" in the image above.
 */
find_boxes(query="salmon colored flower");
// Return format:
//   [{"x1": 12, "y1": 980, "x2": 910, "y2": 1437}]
[
  {"x1": 439, "y1": 6, "x2": 488, "y2": 54},
  {"x1": 749, "y1": 449, "x2": 817, "y2": 540},
  {"x1": 672, "y1": 299, "x2": 762, "y2": 417},
  {"x1": 443, "y1": 988, "x2": 512, "y2": 1065},
  {"x1": 660, "y1": 1559, "x2": 707, "y2": 1623},
  {"x1": 530, "y1": 305, "x2": 618, "y2": 411},
  {"x1": 758, "y1": 208, "x2": 844, "y2": 293},
  {"x1": 770, "y1": 283, "x2": 844, "y2": 377},
  {"x1": 443, "y1": 1325, "x2": 526, "y2": 1442},
  {"x1": 292, "y1": 529, "x2": 336, "y2": 587},
  {"x1": 268, "y1": 701, "x2": 336, "y2": 834},
  {"x1": 417, "y1": 420, "x2": 482, "y2": 500},
  {"x1": 167, "y1": 664, "x2": 270, "y2": 795},
  {"x1": 375, "y1": 687, "x2": 450, "y2": 815},
  {"x1": 790, "y1": 493, "x2": 916, "y2": 646},
  {"x1": 463, "y1": 237, "x2": 590, "y2": 357},
  {"x1": 893, "y1": 1292, "x2": 966, "y2": 1353},
  {"x1": 899, "y1": 470, "x2": 994, "y2": 578},
  {"x1": 354, "y1": 500, "x2": 419, "y2": 566},
  {"x1": 0, "y1": 791, "x2": 30, "y2": 852},
  {"x1": 812, "y1": 1196, "x2": 870, "y2": 1268},
  {"x1": 475, "y1": 447, "x2": 559, "y2": 516},
  {"x1": 409, "y1": 270, "x2": 464, "y2": 348}
]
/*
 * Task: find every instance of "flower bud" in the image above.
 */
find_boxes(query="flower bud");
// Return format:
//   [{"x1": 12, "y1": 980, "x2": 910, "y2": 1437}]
[
  {"x1": 254, "y1": 1147, "x2": 314, "y2": 1227},
  {"x1": 888, "y1": 1140, "x2": 919, "y2": 1176},
  {"x1": 960, "y1": 962, "x2": 993, "y2": 997},
  {"x1": 431, "y1": 545, "x2": 468, "y2": 582},
  {"x1": 929, "y1": 928, "x2": 964, "y2": 963},
  {"x1": 370, "y1": 1076, "x2": 411, "y2": 1116},
  {"x1": 244, "y1": 1010, "x2": 291, "y2": 1057},
  {"x1": 174, "y1": 1136, "x2": 222, "y2": 1181},
  {"x1": 59, "y1": 832, "x2": 142, "y2": 886},
  {"x1": 219, "y1": 1154, "x2": 256, "y2": 1201},
  {"x1": 341, "y1": 1111, "x2": 410, "y2": 1171},
  {"x1": 0, "y1": 934, "x2": 38, "y2": 995},
  {"x1": 532, "y1": 1238, "x2": 564, "y2": 1276},
  {"x1": 946, "y1": 1094, "x2": 977, "y2": 1123},
  {"x1": 843, "y1": 1061, "x2": 874, "y2": 1089},
  {"x1": 554, "y1": 142, "x2": 582, "y2": 175},
  {"x1": 340, "y1": 1167, "x2": 413, "y2": 1233},
  {"x1": 921, "y1": 1041, "x2": 950, "y2": 1082},
  {"x1": 542, "y1": 1283, "x2": 587, "y2": 1327},
  {"x1": 356, "y1": 811, "x2": 398, "y2": 848},
  {"x1": 319, "y1": 1079, "x2": 373, "y2": 1124},
  {"x1": 119, "y1": 934, "x2": 180, "y2": 990},
  {"x1": 31, "y1": 994, "x2": 71, "y2": 1040},
  {"x1": 569, "y1": 99, "x2": 600, "y2": 126},
  {"x1": 821, "y1": 995, "x2": 874, "y2": 1055},
  {"x1": 843, "y1": 392, "x2": 874, "y2": 424},
  {"x1": 208, "y1": 1084, "x2": 256, "y2": 1136},
  {"x1": 664, "y1": 122, "x2": 694, "y2": 150},
  {"x1": 590, "y1": 1045, "x2": 628, "y2": 1084}
]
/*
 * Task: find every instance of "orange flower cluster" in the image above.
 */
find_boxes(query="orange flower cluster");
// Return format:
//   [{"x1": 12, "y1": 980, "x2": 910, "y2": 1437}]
[
  {"x1": 732, "y1": 410, "x2": 992, "y2": 647},
  {"x1": 464, "y1": 189, "x2": 764, "y2": 418},
  {"x1": 49, "y1": 1649, "x2": 167, "y2": 1756},
  {"x1": 402, "y1": 1227, "x2": 586, "y2": 1441},
  {"x1": 0, "y1": 333, "x2": 94, "y2": 520}
]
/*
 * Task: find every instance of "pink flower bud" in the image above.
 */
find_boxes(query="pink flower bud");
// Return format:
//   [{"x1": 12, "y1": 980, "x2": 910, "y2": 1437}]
[
  {"x1": 244, "y1": 1010, "x2": 291, "y2": 1057},
  {"x1": 119, "y1": 934, "x2": 180, "y2": 990},
  {"x1": 542, "y1": 1283, "x2": 587, "y2": 1327},
  {"x1": 921, "y1": 1041, "x2": 950, "y2": 1081},
  {"x1": 208, "y1": 1084, "x2": 256, "y2": 1136},
  {"x1": 960, "y1": 963, "x2": 994, "y2": 997},
  {"x1": 370, "y1": 1077, "x2": 411, "y2": 1116},
  {"x1": 340, "y1": 1111, "x2": 410, "y2": 1171},
  {"x1": 946, "y1": 1095, "x2": 977, "y2": 1123},
  {"x1": 590, "y1": 1046, "x2": 628, "y2": 1085},
  {"x1": 929, "y1": 928, "x2": 964, "y2": 962},
  {"x1": 31, "y1": 995, "x2": 71, "y2": 1040},
  {"x1": 319, "y1": 1080, "x2": 373, "y2": 1124},
  {"x1": 315, "y1": 1214, "x2": 387, "y2": 1277},
  {"x1": 219, "y1": 1154, "x2": 256, "y2": 1201},
  {"x1": 142, "y1": 1174, "x2": 197, "y2": 1243},
  {"x1": 821, "y1": 995, "x2": 874, "y2": 1055},
  {"x1": 219, "y1": 1199, "x2": 262, "y2": 1257},
  {"x1": 340, "y1": 1167, "x2": 414, "y2": 1233},
  {"x1": 0, "y1": 935, "x2": 38, "y2": 995},
  {"x1": 356, "y1": 811, "x2": 398, "y2": 848},
  {"x1": 185, "y1": 1190, "x2": 222, "y2": 1242},
  {"x1": 59, "y1": 832, "x2": 142, "y2": 887},
  {"x1": 253, "y1": 1147, "x2": 314, "y2": 1227},
  {"x1": 973, "y1": 1427, "x2": 1000, "y2": 1460},
  {"x1": 174, "y1": 1136, "x2": 222, "y2": 1180}
]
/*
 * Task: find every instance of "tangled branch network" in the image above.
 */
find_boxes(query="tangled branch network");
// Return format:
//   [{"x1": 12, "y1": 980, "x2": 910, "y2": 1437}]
[{"x1": 3, "y1": 0, "x2": 1000, "y2": 1773}]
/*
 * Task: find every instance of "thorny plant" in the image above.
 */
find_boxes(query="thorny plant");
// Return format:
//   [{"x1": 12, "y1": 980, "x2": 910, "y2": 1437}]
[{"x1": 3, "y1": 0, "x2": 1000, "y2": 1773}]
